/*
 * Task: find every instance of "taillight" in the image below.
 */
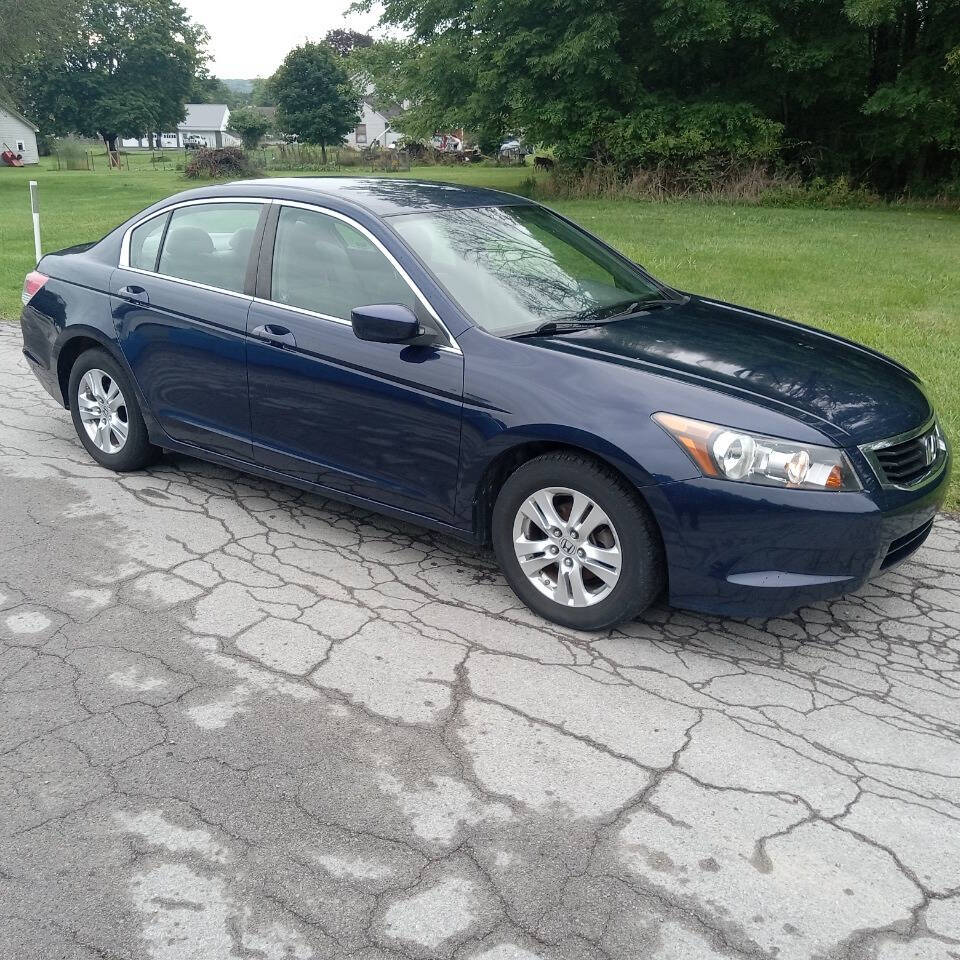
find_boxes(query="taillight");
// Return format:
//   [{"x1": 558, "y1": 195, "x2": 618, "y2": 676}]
[{"x1": 22, "y1": 270, "x2": 48, "y2": 305}]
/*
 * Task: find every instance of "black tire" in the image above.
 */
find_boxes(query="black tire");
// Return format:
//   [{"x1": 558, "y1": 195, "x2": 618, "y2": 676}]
[
  {"x1": 67, "y1": 348, "x2": 160, "y2": 472},
  {"x1": 492, "y1": 452, "x2": 665, "y2": 630}
]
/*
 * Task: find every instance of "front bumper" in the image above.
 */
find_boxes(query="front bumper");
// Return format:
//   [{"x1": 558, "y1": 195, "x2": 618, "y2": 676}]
[{"x1": 644, "y1": 447, "x2": 951, "y2": 617}]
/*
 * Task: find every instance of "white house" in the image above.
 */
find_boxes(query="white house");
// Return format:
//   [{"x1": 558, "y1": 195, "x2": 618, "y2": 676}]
[
  {"x1": 176, "y1": 104, "x2": 239, "y2": 148},
  {"x1": 344, "y1": 97, "x2": 403, "y2": 149},
  {"x1": 123, "y1": 104, "x2": 240, "y2": 149},
  {"x1": 0, "y1": 104, "x2": 40, "y2": 164}
]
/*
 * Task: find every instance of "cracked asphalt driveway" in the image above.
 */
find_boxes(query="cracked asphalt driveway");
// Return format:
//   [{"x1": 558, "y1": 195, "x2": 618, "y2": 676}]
[{"x1": 1, "y1": 325, "x2": 960, "y2": 960}]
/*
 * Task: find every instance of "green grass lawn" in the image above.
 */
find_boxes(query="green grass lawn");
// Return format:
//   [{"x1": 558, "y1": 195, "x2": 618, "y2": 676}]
[{"x1": 2, "y1": 159, "x2": 958, "y2": 509}]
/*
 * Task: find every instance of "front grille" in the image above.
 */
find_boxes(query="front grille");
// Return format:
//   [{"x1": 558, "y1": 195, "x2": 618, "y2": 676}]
[
  {"x1": 862, "y1": 420, "x2": 947, "y2": 490},
  {"x1": 881, "y1": 518, "x2": 934, "y2": 569},
  {"x1": 875, "y1": 435, "x2": 935, "y2": 485}
]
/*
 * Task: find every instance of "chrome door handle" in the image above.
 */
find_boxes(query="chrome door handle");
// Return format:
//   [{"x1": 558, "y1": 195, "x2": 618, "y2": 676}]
[
  {"x1": 251, "y1": 323, "x2": 297, "y2": 348},
  {"x1": 117, "y1": 284, "x2": 149, "y2": 305}
]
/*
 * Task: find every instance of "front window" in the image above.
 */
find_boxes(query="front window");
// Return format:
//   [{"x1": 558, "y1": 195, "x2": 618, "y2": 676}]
[
  {"x1": 355, "y1": 124, "x2": 367, "y2": 145},
  {"x1": 391, "y1": 205, "x2": 666, "y2": 336},
  {"x1": 270, "y1": 206, "x2": 418, "y2": 319}
]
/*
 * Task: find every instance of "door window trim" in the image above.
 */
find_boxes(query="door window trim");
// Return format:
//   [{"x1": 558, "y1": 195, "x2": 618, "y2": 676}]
[
  {"x1": 255, "y1": 199, "x2": 461, "y2": 355},
  {"x1": 119, "y1": 196, "x2": 462, "y2": 354},
  {"x1": 119, "y1": 197, "x2": 268, "y2": 301}
]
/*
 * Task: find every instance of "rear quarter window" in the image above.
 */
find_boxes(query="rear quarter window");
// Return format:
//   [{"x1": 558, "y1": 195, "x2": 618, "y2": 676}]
[{"x1": 128, "y1": 213, "x2": 170, "y2": 272}]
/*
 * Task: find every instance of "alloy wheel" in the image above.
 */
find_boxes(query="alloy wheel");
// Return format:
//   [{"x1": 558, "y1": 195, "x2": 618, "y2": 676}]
[
  {"x1": 511, "y1": 485, "x2": 622, "y2": 607},
  {"x1": 76, "y1": 368, "x2": 129, "y2": 454}
]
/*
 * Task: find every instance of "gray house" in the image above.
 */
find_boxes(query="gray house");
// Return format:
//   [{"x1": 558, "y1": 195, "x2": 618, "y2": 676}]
[{"x1": 0, "y1": 104, "x2": 40, "y2": 164}]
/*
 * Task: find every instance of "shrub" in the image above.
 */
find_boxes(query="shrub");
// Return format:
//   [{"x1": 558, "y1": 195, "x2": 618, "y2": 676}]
[
  {"x1": 184, "y1": 146, "x2": 260, "y2": 180},
  {"x1": 602, "y1": 98, "x2": 784, "y2": 189}
]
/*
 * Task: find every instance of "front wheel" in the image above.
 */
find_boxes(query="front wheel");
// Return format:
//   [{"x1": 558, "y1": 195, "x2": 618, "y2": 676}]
[{"x1": 492, "y1": 453, "x2": 665, "y2": 630}]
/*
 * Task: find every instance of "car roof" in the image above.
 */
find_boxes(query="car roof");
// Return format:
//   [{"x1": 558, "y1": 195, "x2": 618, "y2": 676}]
[{"x1": 233, "y1": 177, "x2": 532, "y2": 217}]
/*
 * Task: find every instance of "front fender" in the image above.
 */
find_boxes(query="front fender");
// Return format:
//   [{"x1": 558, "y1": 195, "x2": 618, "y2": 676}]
[{"x1": 454, "y1": 416, "x2": 701, "y2": 531}]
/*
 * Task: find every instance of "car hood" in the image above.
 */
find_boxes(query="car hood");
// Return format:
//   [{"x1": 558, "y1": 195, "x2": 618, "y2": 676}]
[{"x1": 529, "y1": 296, "x2": 931, "y2": 444}]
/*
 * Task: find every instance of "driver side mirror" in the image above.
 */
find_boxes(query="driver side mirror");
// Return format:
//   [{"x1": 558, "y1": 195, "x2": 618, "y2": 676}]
[{"x1": 351, "y1": 304, "x2": 421, "y2": 343}]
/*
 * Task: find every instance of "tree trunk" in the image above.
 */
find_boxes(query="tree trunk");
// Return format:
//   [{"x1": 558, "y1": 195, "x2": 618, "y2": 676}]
[
  {"x1": 147, "y1": 131, "x2": 154, "y2": 150},
  {"x1": 321, "y1": 141, "x2": 327, "y2": 164}
]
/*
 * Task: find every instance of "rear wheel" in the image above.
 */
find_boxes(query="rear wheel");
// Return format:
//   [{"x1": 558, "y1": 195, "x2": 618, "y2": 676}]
[
  {"x1": 492, "y1": 453, "x2": 665, "y2": 630},
  {"x1": 68, "y1": 348, "x2": 159, "y2": 471}
]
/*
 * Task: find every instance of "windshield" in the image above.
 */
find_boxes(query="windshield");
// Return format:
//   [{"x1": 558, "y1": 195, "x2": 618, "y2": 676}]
[{"x1": 390, "y1": 205, "x2": 667, "y2": 336}]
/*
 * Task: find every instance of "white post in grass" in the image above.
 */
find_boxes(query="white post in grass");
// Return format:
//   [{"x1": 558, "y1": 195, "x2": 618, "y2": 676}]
[{"x1": 29, "y1": 180, "x2": 42, "y2": 264}]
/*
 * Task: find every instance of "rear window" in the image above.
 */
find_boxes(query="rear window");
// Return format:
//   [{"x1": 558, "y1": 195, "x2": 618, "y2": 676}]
[{"x1": 155, "y1": 202, "x2": 262, "y2": 294}]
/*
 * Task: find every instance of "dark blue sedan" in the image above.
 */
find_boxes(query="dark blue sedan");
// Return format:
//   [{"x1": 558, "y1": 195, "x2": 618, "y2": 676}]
[{"x1": 19, "y1": 178, "x2": 950, "y2": 629}]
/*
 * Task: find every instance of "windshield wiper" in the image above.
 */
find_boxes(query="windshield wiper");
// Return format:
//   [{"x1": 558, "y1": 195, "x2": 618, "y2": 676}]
[
  {"x1": 507, "y1": 294, "x2": 689, "y2": 340},
  {"x1": 573, "y1": 294, "x2": 689, "y2": 325},
  {"x1": 508, "y1": 320, "x2": 610, "y2": 340}
]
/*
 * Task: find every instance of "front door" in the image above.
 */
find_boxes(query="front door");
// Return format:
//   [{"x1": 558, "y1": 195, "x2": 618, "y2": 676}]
[
  {"x1": 245, "y1": 203, "x2": 464, "y2": 521},
  {"x1": 112, "y1": 200, "x2": 265, "y2": 459}
]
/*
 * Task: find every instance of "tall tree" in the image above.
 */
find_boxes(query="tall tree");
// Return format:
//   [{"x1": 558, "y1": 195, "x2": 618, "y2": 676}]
[
  {"x1": 20, "y1": 0, "x2": 207, "y2": 160},
  {"x1": 357, "y1": 0, "x2": 960, "y2": 190},
  {"x1": 324, "y1": 28, "x2": 374, "y2": 57},
  {"x1": 227, "y1": 105, "x2": 271, "y2": 149},
  {"x1": 270, "y1": 42, "x2": 361, "y2": 161},
  {"x1": 250, "y1": 77, "x2": 276, "y2": 107},
  {"x1": 190, "y1": 72, "x2": 238, "y2": 108},
  {"x1": 0, "y1": 0, "x2": 80, "y2": 102}
]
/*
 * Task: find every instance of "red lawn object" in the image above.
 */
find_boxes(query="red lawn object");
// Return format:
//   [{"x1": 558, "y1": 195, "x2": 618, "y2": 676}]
[{"x1": 1, "y1": 146, "x2": 25, "y2": 167}]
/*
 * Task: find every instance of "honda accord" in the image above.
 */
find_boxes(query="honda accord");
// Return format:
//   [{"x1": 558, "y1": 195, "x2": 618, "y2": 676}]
[{"x1": 19, "y1": 178, "x2": 950, "y2": 629}]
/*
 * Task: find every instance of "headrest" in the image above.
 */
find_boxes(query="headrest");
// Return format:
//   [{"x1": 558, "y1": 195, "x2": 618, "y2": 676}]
[
  {"x1": 229, "y1": 227, "x2": 255, "y2": 251},
  {"x1": 164, "y1": 226, "x2": 214, "y2": 257}
]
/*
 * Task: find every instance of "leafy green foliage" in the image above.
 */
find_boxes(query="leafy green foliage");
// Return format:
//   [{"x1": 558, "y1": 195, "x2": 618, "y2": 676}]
[
  {"x1": 269, "y1": 43, "x2": 361, "y2": 160},
  {"x1": 0, "y1": 0, "x2": 80, "y2": 101},
  {"x1": 227, "y1": 106, "x2": 271, "y2": 149},
  {"x1": 190, "y1": 73, "x2": 239, "y2": 108},
  {"x1": 19, "y1": 0, "x2": 205, "y2": 154},
  {"x1": 250, "y1": 77, "x2": 276, "y2": 108},
  {"x1": 324, "y1": 29, "x2": 374, "y2": 57},
  {"x1": 358, "y1": 0, "x2": 960, "y2": 190},
  {"x1": 605, "y1": 99, "x2": 783, "y2": 182}
]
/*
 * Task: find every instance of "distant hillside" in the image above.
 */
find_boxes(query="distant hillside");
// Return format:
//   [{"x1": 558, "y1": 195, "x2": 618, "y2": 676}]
[{"x1": 221, "y1": 78, "x2": 254, "y2": 94}]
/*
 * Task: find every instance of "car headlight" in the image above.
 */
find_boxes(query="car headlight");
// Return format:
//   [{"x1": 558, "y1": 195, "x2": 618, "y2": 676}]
[{"x1": 653, "y1": 413, "x2": 862, "y2": 491}]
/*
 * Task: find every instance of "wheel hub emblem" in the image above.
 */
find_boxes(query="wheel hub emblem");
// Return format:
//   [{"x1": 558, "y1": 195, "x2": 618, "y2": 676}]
[{"x1": 558, "y1": 537, "x2": 576, "y2": 555}]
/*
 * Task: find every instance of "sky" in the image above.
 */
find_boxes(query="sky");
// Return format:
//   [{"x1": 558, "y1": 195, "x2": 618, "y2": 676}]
[{"x1": 180, "y1": 0, "x2": 384, "y2": 78}]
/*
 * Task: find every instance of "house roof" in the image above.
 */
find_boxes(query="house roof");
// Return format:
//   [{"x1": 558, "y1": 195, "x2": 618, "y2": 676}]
[
  {"x1": 0, "y1": 103, "x2": 39, "y2": 132},
  {"x1": 179, "y1": 104, "x2": 229, "y2": 131},
  {"x1": 363, "y1": 97, "x2": 403, "y2": 121}
]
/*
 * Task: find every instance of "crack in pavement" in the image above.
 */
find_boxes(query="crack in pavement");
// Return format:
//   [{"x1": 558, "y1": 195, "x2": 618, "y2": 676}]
[{"x1": 0, "y1": 326, "x2": 958, "y2": 960}]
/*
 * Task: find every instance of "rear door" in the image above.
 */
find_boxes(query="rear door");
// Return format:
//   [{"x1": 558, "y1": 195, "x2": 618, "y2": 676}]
[
  {"x1": 245, "y1": 202, "x2": 464, "y2": 521},
  {"x1": 112, "y1": 199, "x2": 266, "y2": 459}
]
